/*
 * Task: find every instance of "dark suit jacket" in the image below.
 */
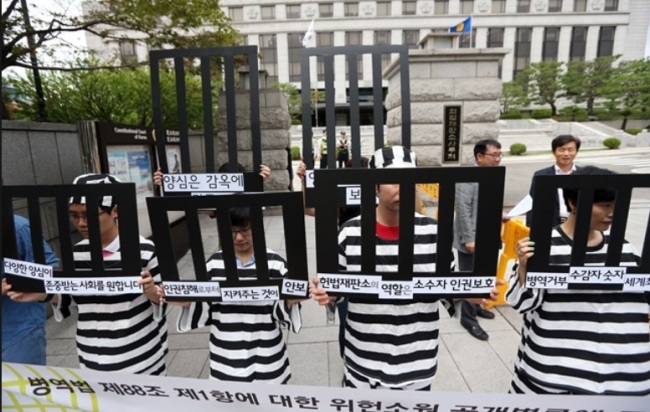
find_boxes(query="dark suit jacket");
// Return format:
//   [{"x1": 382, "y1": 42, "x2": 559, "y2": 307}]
[{"x1": 525, "y1": 165, "x2": 581, "y2": 227}]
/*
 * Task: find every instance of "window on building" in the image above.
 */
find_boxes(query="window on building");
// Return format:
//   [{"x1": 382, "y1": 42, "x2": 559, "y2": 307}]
[
  {"x1": 459, "y1": 29, "x2": 477, "y2": 48},
  {"x1": 434, "y1": 0, "x2": 449, "y2": 15},
  {"x1": 514, "y1": 28, "x2": 531, "y2": 78},
  {"x1": 288, "y1": 33, "x2": 302, "y2": 82},
  {"x1": 345, "y1": 3, "x2": 359, "y2": 17},
  {"x1": 286, "y1": 5, "x2": 301, "y2": 19},
  {"x1": 460, "y1": 0, "x2": 474, "y2": 14},
  {"x1": 346, "y1": 31, "x2": 363, "y2": 80},
  {"x1": 403, "y1": 1, "x2": 417, "y2": 15},
  {"x1": 319, "y1": 3, "x2": 333, "y2": 17},
  {"x1": 259, "y1": 34, "x2": 278, "y2": 83},
  {"x1": 492, "y1": 0, "x2": 506, "y2": 13},
  {"x1": 377, "y1": 1, "x2": 391, "y2": 16},
  {"x1": 542, "y1": 27, "x2": 560, "y2": 61},
  {"x1": 119, "y1": 41, "x2": 137, "y2": 64},
  {"x1": 569, "y1": 26, "x2": 587, "y2": 61},
  {"x1": 229, "y1": 6, "x2": 243, "y2": 21},
  {"x1": 375, "y1": 30, "x2": 392, "y2": 70},
  {"x1": 517, "y1": 0, "x2": 530, "y2": 13},
  {"x1": 597, "y1": 26, "x2": 615, "y2": 57},
  {"x1": 317, "y1": 32, "x2": 334, "y2": 81},
  {"x1": 547, "y1": 0, "x2": 562, "y2": 12},
  {"x1": 403, "y1": 30, "x2": 420, "y2": 49},
  {"x1": 604, "y1": 0, "x2": 618, "y2": 11},
  {"x1": 261, "y1": 6, "x2": 275, "y2": 20},
  {"x1": 487, "y1": 28, "x2": 504, "y2": 47},
  {"x1": 574, "y1": 0, "x2": 587, "y2": 12}
]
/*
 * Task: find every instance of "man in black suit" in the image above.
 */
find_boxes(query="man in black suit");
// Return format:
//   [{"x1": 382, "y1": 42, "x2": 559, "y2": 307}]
[{"x1": 526, "y1": 135, "x2": 581, "y2": 227}]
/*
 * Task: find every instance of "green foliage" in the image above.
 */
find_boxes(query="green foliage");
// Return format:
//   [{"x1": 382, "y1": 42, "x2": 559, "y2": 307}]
[
  {"x1": 2, "y1": 0, "x2": 240, "y2": 72},
  {"x1": 271, "y1": 82, "x2": 301, "y2": 123},
  {"x1": 531, "y1": 109, "x2": 552, "y2": 119},
  {"x1": 500, "y1": 109, "x2": 523, "y2": 119},
  {"x1": 562, "y1": 56, "x2": 619, "y2": 116},
  {"x1": 500, "y1": 79, "x2": 529, "y2": 113},
  {"x1": 9, "y1": 58, "x2": 210, "y2": 128},
  {"x1": 603, "y1": 137, "x2": 621, "y2": 149},
  {"x1": 624, "y1": 128, "x2": 642, "y2": 135},
  {"x1": 601, "y1": 59, "x2": 650, "y2": 130},
  {"x1": 526, "y1": 61, "x2": 564, "y2": 116},
  {"x1": 290, "y1": 146, "x2": 301, "y2": 160},
  {"x1": 509, "y1": 143, "x2": 527, "y2": 156},
  {"x1": 556, "y1": 106, "x2": 588, "y2": 121}
]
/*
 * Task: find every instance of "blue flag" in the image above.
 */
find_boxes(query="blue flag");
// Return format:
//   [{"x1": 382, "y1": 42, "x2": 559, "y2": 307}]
[{"x1": 449, "y1": 16, "x2": 472, "y2": 33}]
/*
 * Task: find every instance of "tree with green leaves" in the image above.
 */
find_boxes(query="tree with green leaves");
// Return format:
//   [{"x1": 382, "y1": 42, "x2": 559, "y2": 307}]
[
  {"x1": 2, "y1": 0, "x2": 240, "y2": 72},
  {"x1": 500, "y1": 75, "x2": 530, "y2": 113},
  {"x1": 527, "y1": 61, "x2": 564, "y2": 116},
  {"x1": 271, "y1": 82, "x2": 301, "y2": 123},
  {"x1": 601, "y1": 59, "x2": 650, "y2": 130},
  {"x1": 8, "y1": 58, "x2": 209, "y2": 129},
  {"x1": 562, "y1": 56, "x2": 619, "y2": 116}
]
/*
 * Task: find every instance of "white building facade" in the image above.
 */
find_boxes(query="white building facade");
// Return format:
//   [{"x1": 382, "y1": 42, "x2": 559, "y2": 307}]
[{"x1": 84, "y1": 0, "x2": 649, "y2": 122}]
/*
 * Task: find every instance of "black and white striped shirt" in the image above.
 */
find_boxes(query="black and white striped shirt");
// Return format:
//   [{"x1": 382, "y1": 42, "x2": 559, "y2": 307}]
[
  {"x1": 177, "y1": 249, "x2": 301, "y2": 383},
  {"x1": 53, "y1": 235, "x2": 168, "y2": 375},
  {"x1": 339, "y1": 214, "x2": 454, "y2": 388},
  {"x1": 506, "y1": 227, "x2": 650, "y2": 395}
]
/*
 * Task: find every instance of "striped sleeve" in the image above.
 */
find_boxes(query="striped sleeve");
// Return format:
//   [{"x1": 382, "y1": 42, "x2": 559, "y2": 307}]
[
  {"x1": 506, "y1": 263, "x2": 544, "y2": 314},
  {"x1": 177, "y1": 301, "x2": 211, "y2": 332},
  {"x1": 52, "y1": 294, "x2": 74, "y2": 321}
]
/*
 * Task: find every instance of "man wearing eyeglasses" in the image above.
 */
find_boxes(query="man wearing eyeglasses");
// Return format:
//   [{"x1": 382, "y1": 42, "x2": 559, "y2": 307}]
[
  {"x1": 525, "y1": 135, "x2": 582, "y2": 227},
  {"x1": 453, "y1": 139, "x2": 504, "y2": 340}
]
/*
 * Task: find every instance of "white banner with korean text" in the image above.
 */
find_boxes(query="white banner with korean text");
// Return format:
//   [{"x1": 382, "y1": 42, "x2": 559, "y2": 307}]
[{"x1": 2, "y1": 363, "x2": 646, "y2": 412}]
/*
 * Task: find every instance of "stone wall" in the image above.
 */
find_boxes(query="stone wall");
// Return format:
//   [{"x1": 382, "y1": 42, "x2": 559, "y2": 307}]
[
  {"x1": 384, "y1": 43, "x2": 508, "y2": 166},
  {"x1": 216, "y1": 88, "x2": 292, "y2": 191}
]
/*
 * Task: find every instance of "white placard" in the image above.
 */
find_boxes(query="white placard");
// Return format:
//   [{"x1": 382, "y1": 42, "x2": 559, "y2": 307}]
[
  {"x1": 317, "y1": 273, "x2": 382, "y2": 294},
  {"x1": 44, "y1": 277, "x2": 142, "y2": 295},
  {"x1": 507, "y1": 194, "x2": 533, "y2": 217},
  {"x1": 412, "y1": 276, "x2": 495, "y2": 294},
  {"x1": 345, "y1": 185, "x2": 362, "y2": 205},
  {"x1": 221, "y1": 286, "x2": 279, "y2": 302},
  {"x1": 162, "y1": 173, "x2": 244, "y2": 193},
  {"x1": 305, "y1": 170, "x2": 315, "y2": 188},
  {"x1": 3, "y1": 362, "x2": 646, "y2": 412},
  {"x1": 379, "y1": 280, "x2": 414, "y2": 299},
  {"x1": 568, "y1": 266, "x2": 626, "y2": 284},
  {"x1": 282, "y1": 279, "x2": 309, "y2": 296},
  {"x1": 163, "y1": 281, "x2": 221, "y2": 298},
  {"x1": 3, "y1": 258, "x2": 53, "y2": 280},
  {"x1": 526, "y1": 272, "x2": 569, "y2": 289},
  {"x1": 623, "y1": 274, "x2": 650, "y2": 291}
]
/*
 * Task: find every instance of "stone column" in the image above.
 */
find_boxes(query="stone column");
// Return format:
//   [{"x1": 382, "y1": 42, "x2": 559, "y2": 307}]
[
  {"x1": 215, "y1": 69, "x2": 292, "y2": 192},
  {"x1": 383, "y1": 32, "x2": 509, "y2": 166}
]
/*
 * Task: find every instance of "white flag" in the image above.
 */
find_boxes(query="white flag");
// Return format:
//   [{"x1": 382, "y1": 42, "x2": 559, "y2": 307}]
[{"x1": 302, "y1": 19, "x2": 316, "y2": 47}]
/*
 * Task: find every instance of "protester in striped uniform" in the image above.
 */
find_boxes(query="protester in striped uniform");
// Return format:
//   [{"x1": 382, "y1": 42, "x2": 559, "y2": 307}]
[
  {"x1": 507, "y1": 166, "x2": 650, "y2": 395},
  {"x1": 7, "y1": 174, "x2": 168, "y2": 375},
  {"x1": 170, "y1": 207, "x2": 302, "y2": 383},
  {"x1": 311, "y1": 146, "x2": 500, "y2": 390}
]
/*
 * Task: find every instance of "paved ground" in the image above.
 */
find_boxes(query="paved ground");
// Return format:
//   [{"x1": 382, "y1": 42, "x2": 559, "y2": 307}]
[{"x1": 44, "y1": 147, "x2": 650, "y2": 392}]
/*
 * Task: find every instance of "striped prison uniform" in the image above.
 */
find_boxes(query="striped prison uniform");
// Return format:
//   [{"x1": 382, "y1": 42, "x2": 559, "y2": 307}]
[
  {"x1": 506, "y1": 227, "x2": 650, "y2": 395},
  {"x1": 177, "y1": 249, "x2": 302, "y2": 383},
  {"x1": 338, "y1": 214, "x2": 455, "y2": 390},
  {"x1": 53, "y1": 235, "x2": 168, "y2": 375}
]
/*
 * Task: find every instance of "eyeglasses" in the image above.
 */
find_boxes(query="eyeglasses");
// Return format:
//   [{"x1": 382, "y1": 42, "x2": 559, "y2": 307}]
[
  {"x1": 232, "y1": 227, "x2": 252, "y2": 237},
  {"x1": 69, "y1": 211, "x2": 106, "y2": 222},
  {"x1": 482, "y1": 152, "x2": 503, "y2": 158}
]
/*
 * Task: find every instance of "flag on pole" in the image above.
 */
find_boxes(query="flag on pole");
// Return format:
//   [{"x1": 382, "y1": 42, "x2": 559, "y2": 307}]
[
  {"x1": 302, "y1": 20, "x2": 316, "y2": 47},
  {"x1": 449, "y1": 16, "x2": 472, "y2": 33}
]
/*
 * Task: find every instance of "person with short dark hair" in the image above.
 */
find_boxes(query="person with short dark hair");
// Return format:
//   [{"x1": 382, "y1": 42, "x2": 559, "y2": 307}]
[
  {"x1": 453, "y1": 139, "x2": 504, "y2": 341},
  {"x1": 7, "y1": 174, "x2": 168, "y2": 375},
  {"x1": 508, "y1": 166, "x2": 649, "y2": 395},
  {"x1": 337, "y1": 131, "x2": 350, "y2": 169},
  {"x1": 163, "y1": 207, "x2": 303, "y2": 383},
  {"x1": 311, "y1": 146, "x2": 500, "y2": 390},
  {"x1": 526, "y1": 135, "x2": 582, "y2": 226}
]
